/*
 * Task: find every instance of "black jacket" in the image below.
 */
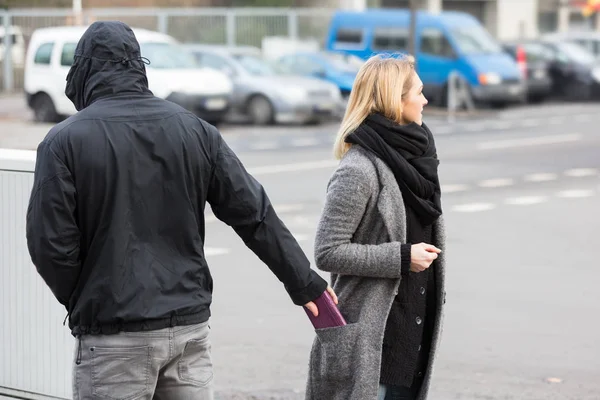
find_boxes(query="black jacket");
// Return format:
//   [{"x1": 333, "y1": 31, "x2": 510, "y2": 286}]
[{"x1": 25, "y1": 21, "x2": 327, "y2": 337}]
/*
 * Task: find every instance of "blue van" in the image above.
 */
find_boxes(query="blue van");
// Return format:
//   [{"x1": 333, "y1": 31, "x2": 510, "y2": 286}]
[{"x1": 325, "y1": 9, "x2": 525, "y2": 107}]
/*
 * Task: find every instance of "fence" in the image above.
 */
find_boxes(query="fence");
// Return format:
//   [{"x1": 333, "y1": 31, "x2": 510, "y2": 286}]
[{"x1": 0, "y1": 7, "x2": 334, "y2": 93}]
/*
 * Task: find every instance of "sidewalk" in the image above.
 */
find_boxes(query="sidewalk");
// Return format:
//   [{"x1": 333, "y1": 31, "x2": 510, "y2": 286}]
[{"x1": 0, "y1": 93, "x2": 33, "y2": 122}]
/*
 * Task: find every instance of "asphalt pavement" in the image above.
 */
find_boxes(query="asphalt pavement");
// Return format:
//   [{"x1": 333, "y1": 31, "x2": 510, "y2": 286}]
[{"x1": 1, "y1": 96, "x2": 599, "y2": 399}]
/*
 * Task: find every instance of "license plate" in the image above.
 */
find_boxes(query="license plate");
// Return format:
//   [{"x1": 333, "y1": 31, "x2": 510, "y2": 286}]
[
  {"x1": 315, "y1": 103, "x2": 334, "y2": 111},
  {"x1": 205, "y1": 98, "x2": 227, "y2": 110},
  {"x1": 509, "y1": 85, "x2": 521, "y2": 95},
  {"x1": 534, "y1": 69, "x2": 545, "y2": 79}
]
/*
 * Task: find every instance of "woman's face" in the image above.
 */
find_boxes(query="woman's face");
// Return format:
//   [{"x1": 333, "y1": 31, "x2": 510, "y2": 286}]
[{"x1": 401, "y1": 74, "x2": 428, "y2": 125}]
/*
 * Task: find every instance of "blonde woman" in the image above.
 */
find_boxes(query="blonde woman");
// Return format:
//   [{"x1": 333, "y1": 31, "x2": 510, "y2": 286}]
[{"x1": 305, "y1": 54, "x2": 447, "y2": 400}]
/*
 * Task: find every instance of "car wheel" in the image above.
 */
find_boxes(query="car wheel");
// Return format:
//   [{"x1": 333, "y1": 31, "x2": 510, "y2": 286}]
[
  {"x1": 247, "y1": 95, "x2": 274, "y2": 125},
  {"x1": 32, "y1": 93, "x2": 59, "y2": 123}
]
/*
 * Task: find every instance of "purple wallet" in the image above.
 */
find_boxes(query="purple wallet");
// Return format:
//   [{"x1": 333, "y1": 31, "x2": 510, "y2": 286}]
[{"x1": 304, "y1": 291, "x2": 347, "y2": 329}]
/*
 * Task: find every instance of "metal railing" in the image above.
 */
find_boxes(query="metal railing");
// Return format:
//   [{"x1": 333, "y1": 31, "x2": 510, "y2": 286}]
[{"x1": 0, "y1": 7, "x2": 334, "y2": 93}]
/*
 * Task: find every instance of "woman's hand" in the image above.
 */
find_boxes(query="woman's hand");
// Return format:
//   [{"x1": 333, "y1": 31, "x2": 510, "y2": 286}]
[{"x1": 410, "y1": 242, "x2": 441, "y2": 273}]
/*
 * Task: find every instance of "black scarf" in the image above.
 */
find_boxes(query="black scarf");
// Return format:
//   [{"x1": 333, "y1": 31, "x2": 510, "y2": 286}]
[{"x1": 345, "y1": 113, "x2": 442, "y2": 226}]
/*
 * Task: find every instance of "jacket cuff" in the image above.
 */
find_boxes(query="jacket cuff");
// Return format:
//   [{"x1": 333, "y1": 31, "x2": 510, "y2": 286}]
[
  {"x1": 401, "y1": 243, "x2": 412, "y2": 276},
  {"x1": 286, "y1": 270, "x2": 328, "y2": 306}
]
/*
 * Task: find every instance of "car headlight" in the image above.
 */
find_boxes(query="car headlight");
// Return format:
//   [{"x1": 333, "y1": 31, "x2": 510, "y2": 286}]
[
  {"x1": 279, "y1": 87, "x2": 307, "y2": 102},
  {"x1": 592, "y1": 67, "x2": 600, "y2": 83},
  {"x1": 478, "y1": 72, "x2": 502, "y2": 85}
]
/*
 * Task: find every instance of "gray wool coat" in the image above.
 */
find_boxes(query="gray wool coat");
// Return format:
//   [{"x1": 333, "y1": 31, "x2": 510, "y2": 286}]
[{"x1": 305, "y1": 145, "x2": 447, "y2": 400}]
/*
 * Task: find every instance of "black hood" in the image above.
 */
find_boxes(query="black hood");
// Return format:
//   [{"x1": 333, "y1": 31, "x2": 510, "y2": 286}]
[{"x1": 66, "y1": 21, "x2": 152, "y2": 111}]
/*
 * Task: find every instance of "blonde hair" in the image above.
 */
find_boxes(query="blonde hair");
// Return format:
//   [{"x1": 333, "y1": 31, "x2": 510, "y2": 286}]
[{"x1": 333, "y1": 53, "x2": 416, "y2": 160}]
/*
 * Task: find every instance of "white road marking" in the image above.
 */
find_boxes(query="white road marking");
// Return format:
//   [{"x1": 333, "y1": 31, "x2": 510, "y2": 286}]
[
  {"x1": 564, "y1": 168, "x2": 598, "y2": 178},
  {"x1": 204, "y1": 247, "x2": 230, "y2": 256},
  {"x1": 505, "y1": 196, "x2": 548, "y2": 206},
  {"x1": 293, "y1": 233, "x2": 310, "y2": 242},
  {"x1": 451, "y1": 203, "x2": 496, "y2": 213},
  {"x1": 291, "y1": 137, "x2": 320, "y2": 147},
  {"x1": 250, "y1": 141, "x2": 279, "y2": 150},
  {"x1": 478, "y1": 178, "x2": 514, "y2": 188},
  {"x1": 248, "y1": 159, "x2": 338, "y2": 176},
  {"x1": 273, "y1": 203, "x2": 305, "y2": 213},
  {"x1": 524, "y1": 173, "x2": 558, "y2": 182},
  {"x1": 441, "y1": 184, "x2": 470, "y2": 193},
  {"x1": 477, "y1": 133, "x2": 582, "y2": 150},
  {"x1": 556, "y1": 189, "x2": 595, "y2": 198}
]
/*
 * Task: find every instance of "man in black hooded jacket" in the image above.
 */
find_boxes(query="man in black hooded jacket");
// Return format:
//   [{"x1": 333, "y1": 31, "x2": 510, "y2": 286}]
[{"x1": 26, "y1": 21, "x2": 334, "y2": 399}]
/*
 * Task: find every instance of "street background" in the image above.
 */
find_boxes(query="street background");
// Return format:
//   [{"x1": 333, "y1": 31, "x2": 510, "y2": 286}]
[
  {"x1": 1, "y1": 0, "x2": 600, "y2": 398},
  {"x1": 1, "y1": 94, "x2": 599, "y2": 399}
]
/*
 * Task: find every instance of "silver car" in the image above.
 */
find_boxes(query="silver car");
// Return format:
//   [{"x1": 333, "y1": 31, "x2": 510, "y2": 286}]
[{"x1": 183, "y1": 45, "x2": 342, "y2": 125}]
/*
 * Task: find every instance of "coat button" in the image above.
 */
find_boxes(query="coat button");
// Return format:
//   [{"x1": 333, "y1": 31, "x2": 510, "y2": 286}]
[
  {"x1": 420, "y1": 287, "x2": 425, "y2": 295},
  {"x1": 416, "y1": 316, "x2": 422, "y2": 325},
  {"x1": 417, "y1": 371, "x2": 424, "y2": 378},
  {"x1": 418, "y1": 345, "x2": 422, "y2": 351}
]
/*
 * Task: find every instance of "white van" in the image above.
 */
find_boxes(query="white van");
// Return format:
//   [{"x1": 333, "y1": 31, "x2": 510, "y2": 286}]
[
  {"x1": 0, "y1": 25, "x2": 26, "y2": 66},
  {"x1": 24, "y1": 26, "x2": 233, "y2": 123}
]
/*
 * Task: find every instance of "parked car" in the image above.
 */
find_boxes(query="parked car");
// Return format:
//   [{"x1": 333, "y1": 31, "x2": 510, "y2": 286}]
[
  {"x1": 24, "y1": 26, "x2": 233, "y2": 124},
  {"x1": 277, "y1": 51, "x2": 363, "y2": 98},
  {"x1": 184, "y1": 45, "x2": 342, "y2": 125},
  {"x1": 502, "y1": 41, "x2": 553, "y2": 102},
  {"x1": 325, "y1": 9, "x2": 526, "y2": 108},
  {"x1": 542, "y1": 31, "x2": 600, "y2": 60},
  {"x1": 535, "y1": 39, "x2": 600, "y2": 101}
]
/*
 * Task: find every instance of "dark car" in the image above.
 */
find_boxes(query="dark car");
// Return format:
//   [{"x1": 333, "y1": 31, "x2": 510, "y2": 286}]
[
  {"x1": 536, "y1": 39, "x2": 600, "y2": 101},
  {"x1": 502, "y1": 41, "x2": 553, "y2": 103}
]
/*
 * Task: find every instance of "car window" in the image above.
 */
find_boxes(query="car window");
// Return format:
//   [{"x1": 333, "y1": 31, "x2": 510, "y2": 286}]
[
  {"x1": 372, "y1": 28, "x2": 408, "y2": 51},
  {"x1": 61, "y1": 42, "x2": 77, "y2": 66},
  {"x1": 334, "y1": 28, "x2": 364, "y2": 48},
  {"x1": 420, "y1": 28, "x2": 455, "y2": 58},
  {"x1": 289, "y1": 55, "x2": 323, "y2": 75},
  {"x1": 0, "y1": 34, "x2": 17, "y2": 45},
  {"x1": 449, "y1": 25, "x2": 502, "y2": 54},
  {"x1": 523, "y1": 42, "x2": 554, "y2": 62},
  {"x1": 140, "y1": 42, "x2": 198, "y2": 69},
  {"x1": 34, "y1": 43, "x2": 54, "y2": 65},
  {"x1": 197, "y1": 52, "x2": 230, "y2": 70}
]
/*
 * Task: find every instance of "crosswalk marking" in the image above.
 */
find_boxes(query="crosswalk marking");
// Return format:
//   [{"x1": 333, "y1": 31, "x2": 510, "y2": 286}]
[
  {"x1": 524, "y1": 173, "x2": 558, "y2": 182},
  {"x1": 564, "y1": 168, "x2": 598, "y2": 178},
  {"x1": 505, "y1": 196, "x2": 548, "y2": 206}
]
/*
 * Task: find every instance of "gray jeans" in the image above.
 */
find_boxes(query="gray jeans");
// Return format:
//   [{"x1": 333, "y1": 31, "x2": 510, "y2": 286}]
[{"x1": 72, "y1": 320, "x2": 213, "y2": 400}]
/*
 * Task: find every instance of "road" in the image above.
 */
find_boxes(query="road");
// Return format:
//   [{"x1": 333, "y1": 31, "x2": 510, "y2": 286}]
[{"x1": 1, "y1": 100, "x2": 599, "y2": 399}]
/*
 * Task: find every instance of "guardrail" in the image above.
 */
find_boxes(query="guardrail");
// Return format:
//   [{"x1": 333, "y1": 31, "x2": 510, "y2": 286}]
[{"x1": 0, "y1": 148, "x2": 73, "y2": 400}]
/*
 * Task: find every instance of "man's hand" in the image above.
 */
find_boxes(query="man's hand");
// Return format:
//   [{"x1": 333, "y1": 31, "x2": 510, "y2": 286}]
[
  {"x1": 304, "y1": 286, "x2": 338, "y2": 317},
  {"x1": 410, "y1": 242, "x2": 442, "y2": 273}
]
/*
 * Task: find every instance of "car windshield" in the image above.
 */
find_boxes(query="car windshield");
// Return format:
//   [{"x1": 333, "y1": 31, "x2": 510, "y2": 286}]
[
  {"x1": 554, "y1": 41, "x2": 596, "y2": 64},
  {"x1": 449, "y1": 25, "x2": 502, "y2": 54},
  {"x1": 320, "y1": 52, "x2": 363, "y2": 72},
  {"x1": 229, "y1": 54, "x2": 280, "y2": 75},
  {"x1": 140, "y1": 42, "x2": 198, "y2": 69}
]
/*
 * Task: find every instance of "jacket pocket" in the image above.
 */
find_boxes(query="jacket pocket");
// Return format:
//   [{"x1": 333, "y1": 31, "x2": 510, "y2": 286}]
[
  {"x1": 178, "y1": 336, "x2": 214, "y2": 387},
  {"x1": 91, "y1": 345, "x2": 151, "y2": 400},
  {"x1": 315, "y1": 322, "x2": 361, "y2": 383}
]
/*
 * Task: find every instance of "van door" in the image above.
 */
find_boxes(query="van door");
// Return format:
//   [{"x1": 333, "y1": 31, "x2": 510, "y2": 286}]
[{"x1": 417, "y1": 27, "x2": 459, "y2": 104}]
